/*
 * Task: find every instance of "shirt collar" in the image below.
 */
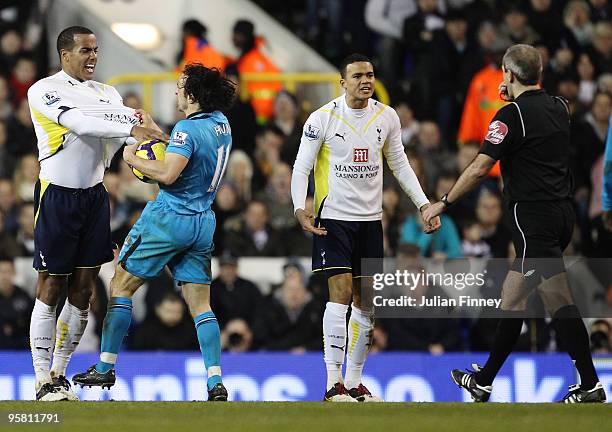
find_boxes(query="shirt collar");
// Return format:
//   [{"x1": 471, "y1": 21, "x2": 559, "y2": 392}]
[{"x1": 58, "y1": 69, "x2": 89, "y2": 85}]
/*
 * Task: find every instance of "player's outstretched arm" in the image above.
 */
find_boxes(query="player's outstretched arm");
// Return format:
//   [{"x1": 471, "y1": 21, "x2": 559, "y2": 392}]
[
  {"x1": 123, "y1": 143, "x2": 188, "y2": 185},
  {"x1": 384, "y1": 111, "x2": 440, "y2": 234},
  {"x1": 130, "y1": 125, "x2": 170, "y2": 142}
]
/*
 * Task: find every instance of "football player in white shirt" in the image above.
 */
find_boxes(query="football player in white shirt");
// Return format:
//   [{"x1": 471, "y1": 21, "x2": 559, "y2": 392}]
[
  {"x1": 26, "y1": 26, "x2": 167, "y2": 401},
  {"x1": 291, "y1": 54, "x2": 441, "y2": 402}
]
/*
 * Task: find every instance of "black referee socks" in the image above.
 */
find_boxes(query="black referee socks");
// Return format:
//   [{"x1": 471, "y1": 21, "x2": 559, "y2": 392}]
[
  {"x1": 475, "y1": 312, "x2": 524, "y2": 387},
  {"x1": 553, "y1": 305, "x2": 599, "y2": 390}
]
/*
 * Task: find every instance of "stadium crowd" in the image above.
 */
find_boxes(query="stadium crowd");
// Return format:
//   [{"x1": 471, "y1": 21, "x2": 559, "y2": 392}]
[{"x1": 0, "y1": 0, "x2": 611, "y2": 356}]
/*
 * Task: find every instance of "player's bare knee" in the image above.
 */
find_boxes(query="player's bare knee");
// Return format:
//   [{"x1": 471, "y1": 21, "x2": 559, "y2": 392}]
[
  {"x1": 328, "y1": 274, "x2": 353, "y2": 304},
  {"x1": 36, "y1": 274, "x2": 67, "y2": 305},
  {"x1": 182, "y1": 283, "x2": 211, "y2": 318},
  {"x1": 109, "y1": 265, "x2": 143, "y2": 297}
]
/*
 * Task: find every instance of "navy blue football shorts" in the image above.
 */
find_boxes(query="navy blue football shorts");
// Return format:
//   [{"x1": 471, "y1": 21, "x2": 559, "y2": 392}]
[
  {"x1": 312, "y1": 218, "x2": 383, "y2": 278},
  {"x1": 33, "y1": 179, "x2": 114, "y2": 275}
]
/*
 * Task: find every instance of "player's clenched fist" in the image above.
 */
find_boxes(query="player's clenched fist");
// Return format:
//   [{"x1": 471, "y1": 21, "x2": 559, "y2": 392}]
[{"x1": 295, "y1": 208, "x2": 327, "y2": 236}]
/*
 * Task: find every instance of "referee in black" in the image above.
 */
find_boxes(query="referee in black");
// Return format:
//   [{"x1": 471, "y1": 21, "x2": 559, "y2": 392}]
[{"x1": 423, "y1": 44, "x2": 605, "y2": 403}]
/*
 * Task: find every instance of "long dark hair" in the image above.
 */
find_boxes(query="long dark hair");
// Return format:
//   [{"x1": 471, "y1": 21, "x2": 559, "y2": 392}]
[{"x1": 182, "y1": 63, "x2": 236, "y2": 112}]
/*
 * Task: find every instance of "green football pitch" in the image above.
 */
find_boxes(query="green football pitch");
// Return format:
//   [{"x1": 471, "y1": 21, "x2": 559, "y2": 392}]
[{"x1": 0, "y1": 401, "x2": 609, "y2": 432}]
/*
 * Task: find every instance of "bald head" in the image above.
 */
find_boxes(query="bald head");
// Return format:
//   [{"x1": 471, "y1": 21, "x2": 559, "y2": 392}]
[{"x1": 502, "y1": 44, "x2": 542, "y2": 85}]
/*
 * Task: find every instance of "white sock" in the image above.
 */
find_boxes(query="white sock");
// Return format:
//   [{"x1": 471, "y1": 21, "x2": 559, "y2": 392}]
[
  {"x1": 345, "y1": 303, "x2": 374, "y2": 390},
  {"x1": 51, "y1": 300, "x2": 88, "y2": 378},
  {"x1": 323, "y1": 302, "x2": 348, "y2": 390},
  {"x1": 30, "y1": 299, "x2": 57, "y2": 387}
]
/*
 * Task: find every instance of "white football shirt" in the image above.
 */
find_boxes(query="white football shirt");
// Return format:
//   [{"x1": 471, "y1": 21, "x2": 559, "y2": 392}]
[
  {"x1": 292, "y1": 95, "x2": 429, "y2": 221},
  {"x1": 28, "y1": 70, "x2": 139, "y2": 188}
]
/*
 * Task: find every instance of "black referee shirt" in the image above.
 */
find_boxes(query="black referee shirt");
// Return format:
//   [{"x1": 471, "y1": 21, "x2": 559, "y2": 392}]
[{"x1": 479, "y1": 89, "x2": 573, "y2": 202}]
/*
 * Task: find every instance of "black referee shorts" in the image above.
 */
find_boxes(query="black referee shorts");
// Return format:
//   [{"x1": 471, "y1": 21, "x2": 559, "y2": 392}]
[
  {"x1": 508, "y1": 199, "x2": 575, "y2": 279},
  {"x1": 33, "y1": 180, "x2": 114, "y2": 275},
  {"x1": 312, "y1": 218, "x2": 383, "y2": 278}
]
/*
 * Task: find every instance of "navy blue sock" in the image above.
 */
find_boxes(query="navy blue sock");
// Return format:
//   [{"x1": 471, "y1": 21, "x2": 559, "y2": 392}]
[
  {"x1": 194, "y1": 311, "x2": 222, "y2": 391},
  {"x1": 96, "y1": 297, "x2": 132, "y2": 373}
]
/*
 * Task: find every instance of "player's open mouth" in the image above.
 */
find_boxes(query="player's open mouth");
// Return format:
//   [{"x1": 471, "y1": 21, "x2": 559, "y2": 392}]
[
  {"x1": 85, "y1": 64, "x2": 95, "y2": 73},
  {"x1": 360, "y1": 87, "x2": 371, "y2": 92}
]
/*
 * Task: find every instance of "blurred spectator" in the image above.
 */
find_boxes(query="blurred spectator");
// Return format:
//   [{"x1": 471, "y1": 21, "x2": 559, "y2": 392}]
[
  {"x1": 598, "y1": 72, "x2": 612, "y2": 94},
  {"x1": 0, "y1": 120, "x2": 17, "y2": 179},
  {"x1": 225, "y1": 149, "x2": 253, "y2": 205},
  {"x1": 122, "y1": 91, "x2": 142, "y2": 110},
  {"x1": 224, "y1": 200, "x2": 285, "y2": 256},
  {"x1": 399, "y1": 173, "x2": 462, "y2": 260},
  {"x1": 256, "y1": 162, "x2": 294, "y2": 231},
  {"x1": 474, "y1": 189, "x2": 511, "y2": 258},
  {"x1": 460, "y1": 218, "x2": 492, "y2": 258},
  {"x1": 402, "y1": 0, "x2": 445, "y2": 58},
  {"x1": 210, "y1": 253, "x2": 263, "y2": 329},
  {"x1": 177, "y1": 19, "x2": 226, "y2": 72},
  {"x1": 526, "y1": 0, "x2": 577, "y2": 54},
  {"x1": 431, "y1": 8, "x2": 476, "y2": 143},
  {"x1": 382, "y1": 187, "x2": 402, "y2": 256},
  {"x1": 0, "y1": 212, "x2": 19, "y2": 257},
  {"x1": 370, "y1": 323, "x2": 388, "y2": 353},
  {"x1": 588, "y1": 0, "x2": 611, "y2": 23},
  {"x1": 384, "y1": 244, "x2": 463, "y2": 352},
  {"x1": 0, "y1": 29, "x2": 22, "y2": 76},
  {"x1": 564, "y1": 0, "x2": 595, "y2": 47},
  {"x1": 0, "y1": 256, "x2": 33, "y2": 348},
  {"x1": 0, "y1": 179, "x2": 18, "y2": 233},
  {"x1": 103, "y1": 172, "x2": 128, "y2": 232},
  {"x1": 231, "y1": 19, "x2": 281, "y2": 124},
  {"x1": 15, "y1": 202, "x2": 34, "y2": 257},
  {"x1": 590, "y1": 319, "x2": 611, "y2": 353},
  {"x1": 270, "y1": 91, "x2": 302, "y2": 164},
  {"x1": 130, "y1": 292, "x2": 197, "y2": 351},
  {"x1": 586, "y1": 22, "x2": 612, "y2": 76},
  {"x1": 221, "y1": 318, "x2": 253, "y2": 352},
  {"x1": 224, "y1": 64, "x2": 257, "y2": 156},
  {"x1": 253, "y1": 271, "x2": 322, "y2": 351},
  {"x1": 394, "y1": 102, "x2": 420, "y2": 147},
  {"x1": 111, "y1": 205, "x2": 144, "y2": 248},
  {"x1": 13, "y1": 153, "x2": 38, "y2": 202},
  {"x1": 365, "y1": 0, "x2": 417, "y2": 96},
  {"x1": 213, "y1": 183, "x2": 242, "y2": 255},
  {"x1": 0, "y1": 76, "x2": 13, "y2": 120},
  {"x1": 571, "y1": 92, "x2": 612, "y2": 196},
  {"x1": 284, "y1": 196, "x2": 315, "y2": 256},
  {"x1": 499, "y1": 5, "x2": 539, "y2": 46},
  {"x1": 414, "y1": 120, "x2": 455, "y2": 189},
  {"x1": 10, "y1": 53, "x2": 37, "y2": 108},
  {"x1": 252, "y1": 125, "x2": 284, "y2": 191},
  {"x1": 117, "y1": 161, "x2": 158, "y2": 203},
  {"x1": 457, "y1": 37, "x2": 508, "y2": 177},
  {"x1": 7, "y1": 98, "x2": 36, "y2": 157},
  {"x1": 577, "y1": 52, "x2": 599, "y2": 105}
]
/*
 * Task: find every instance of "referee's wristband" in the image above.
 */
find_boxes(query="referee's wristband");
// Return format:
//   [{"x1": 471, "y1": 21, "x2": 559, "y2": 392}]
[{"x1": 441, "y1": 193, "x2": 453, "y2": 208}]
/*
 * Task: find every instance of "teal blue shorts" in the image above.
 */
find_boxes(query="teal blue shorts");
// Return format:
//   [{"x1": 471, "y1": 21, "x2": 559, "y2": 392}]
[{"x1": 118, "y1": 200, "x2": 215, "y2": 284}]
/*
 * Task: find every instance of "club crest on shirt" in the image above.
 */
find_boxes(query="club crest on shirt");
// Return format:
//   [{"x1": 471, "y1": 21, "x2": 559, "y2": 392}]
[
  {"x1": 42, "y1": 91, "x2": 61, "y2": 106},
  {"x1": 304, "y1": 124, "x2": 320, "y2": 141},
  {"x1": 172, "y1": 131, "x2": 188, "y2": 146},
  {"x1": 485, "y1": 120, "x2": 508, "y2": 145}
]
